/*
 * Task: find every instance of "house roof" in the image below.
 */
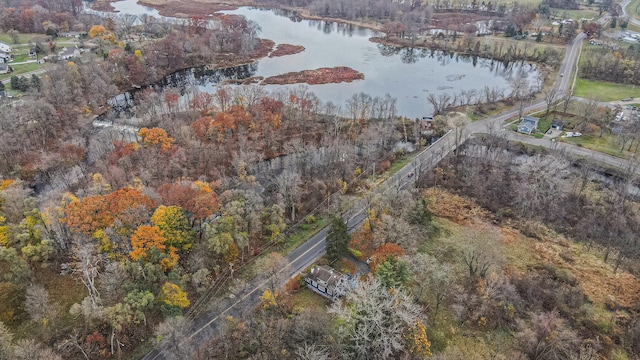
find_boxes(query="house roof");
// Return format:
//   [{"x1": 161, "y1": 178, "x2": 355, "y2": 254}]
[
  {"x1": 306, "y1": 265, "x2": 344, "y2": 288},
  {"x1": 0, "y1": 63, "x2": 7, "y2": 70},
  {"x1": 550, "y1": 119, "x2": 564, "y2": 126}
]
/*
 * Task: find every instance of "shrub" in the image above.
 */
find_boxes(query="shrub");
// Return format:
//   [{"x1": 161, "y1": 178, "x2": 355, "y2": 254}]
[
  {"x1": 348, "y1": 248, "x2": 362, "y2": 258},
  {"x1": 285, "y1": 276, "x2": 301, "y2": 293}
]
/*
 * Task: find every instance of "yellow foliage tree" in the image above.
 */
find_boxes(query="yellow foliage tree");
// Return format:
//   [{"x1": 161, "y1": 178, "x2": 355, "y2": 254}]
[
  {"x1": 89, "y1": 25, "x2": 106, "y2": 38},
  {"x1": 160, "y1": 282, "x2": 190, "y2": 308},
  {"x1": 150, "y1": 205, "x2": 194, "y2": 250},
  {"x1": 0, "y1": 216, "x2": 8, "y2": 246},
  {"x1": 259, "y1": 289, "x2": 277, "y2": 309},
  {"x1": 0, "y1": 179, "x2": 14, "y2": 190},
  {"x1": 406, "y1": 320, "x2": 432, "y2": 358},
  {"x1": 138, "y1": 127, "x2": 174, "y2": 152}
]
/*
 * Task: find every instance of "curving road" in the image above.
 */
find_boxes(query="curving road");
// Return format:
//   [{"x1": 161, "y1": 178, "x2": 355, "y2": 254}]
[
  {"x1": 621, "y1": 0, "x2": 640, "y2": 27},
  {"x1": 144, "y1": 24, "x2": 603, "y2": 360}
]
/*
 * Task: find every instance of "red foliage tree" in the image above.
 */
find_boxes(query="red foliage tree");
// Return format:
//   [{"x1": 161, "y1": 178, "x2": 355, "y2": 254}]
[
  {"x1": 63, "y1": 188, "x2": 157, "y2": 234},
  {"x1": 369, "y1": 243, "x2": 405, "y2": 271},
  {"x1": 157, "y1": 182, "x2": 219, "y2": 221}
]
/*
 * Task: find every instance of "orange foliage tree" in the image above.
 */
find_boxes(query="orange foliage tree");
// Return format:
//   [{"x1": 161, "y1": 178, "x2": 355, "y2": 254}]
[
  {"x1": 369, "y1": 243, "x2": 405, "y2": 271},
  {"x1": 63, "y1": 188, "x2": 157, "y2": 235},
  {"x1": 192, "y1": 105, "x2": 253, "y2": 143},
  {"x1": 253, "y1": 97, "x2": 283, "y2": 128},
  {"x1": 89, "y1": 25, "x2": 106, "y2": 38},
  {"x1": 138, "y1": 127, "x2": 174, "y2": 152},
  {"x1": 157, "y1": 181, "x2": 219, "y2": 222},
  {"x1": 129, "y1": 225, "x2": 178, "y2": 271}
]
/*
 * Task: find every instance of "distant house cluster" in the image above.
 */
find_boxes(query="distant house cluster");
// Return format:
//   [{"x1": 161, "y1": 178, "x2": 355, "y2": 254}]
[
  {"x1": 305, "y1": 265, "x2": 351, "y2": 301},
  {"x1": 58, "y1": 31, "x2": 88, "y2": 39}
]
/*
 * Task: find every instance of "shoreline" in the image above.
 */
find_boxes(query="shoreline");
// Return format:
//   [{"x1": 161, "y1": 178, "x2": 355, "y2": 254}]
[{"x1": 89, "y1": 0, "x2": 561, "y2": 68}]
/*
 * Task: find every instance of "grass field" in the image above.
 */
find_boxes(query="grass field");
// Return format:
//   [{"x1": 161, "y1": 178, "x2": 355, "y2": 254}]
[
  {"x1": 574, "y1": 78, "x2": 640, "y2": 102},
  {"x1": 560, "y1": 133, "x2": 636, "y2": 158},
  {"x1": 537, "y1": 114, "x2": 552, "y2": 132},
  {"x1": 0, "y1": 32, "x2": 49, "y2": 45},
  {"x1": 550, "y1": 7, "x2": 599, "y2": 20},
  {"x1": 0, "y1": 62, "x2": 42, "y2": 81}
]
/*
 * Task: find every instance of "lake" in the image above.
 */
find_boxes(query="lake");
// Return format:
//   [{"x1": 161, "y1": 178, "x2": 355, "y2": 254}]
[{"x1": 104, "y1": 0, "x2": 540, "y2": 119}]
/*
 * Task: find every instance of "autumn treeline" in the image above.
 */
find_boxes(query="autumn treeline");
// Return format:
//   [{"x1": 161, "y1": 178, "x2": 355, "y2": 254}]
[
  {"x1": 0, "y1": 0, "x2": 85, "y2": 34},
  {"x1": 580, "y1": 44, "x2": 640, "y2": 85},
  {"x1": 0, "y1": 73, "x2": 406, "y2": 357},
  {"x1": 0, "y1": 13, "x2": 261, "y2": 183}
]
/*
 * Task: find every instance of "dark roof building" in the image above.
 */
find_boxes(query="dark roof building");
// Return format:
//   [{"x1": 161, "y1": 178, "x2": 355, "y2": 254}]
[{"x1": 305, "y1": 265, "x2": 350, "y2": 301}]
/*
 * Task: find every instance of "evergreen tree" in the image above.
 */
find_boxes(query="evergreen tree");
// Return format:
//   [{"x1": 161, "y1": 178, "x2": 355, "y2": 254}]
[
  {"x1": 406, "y1": 198, "x2": 432, "y2": 228},
  {"x1": 375, "y1": 256, "x2": 410, "y2": 289},
  {"x1": 325, "y1": 216, "x2": 349, "y2": 265},
  {"x1": 536, "y1": 31, "x2": 543, "y2": 43}
]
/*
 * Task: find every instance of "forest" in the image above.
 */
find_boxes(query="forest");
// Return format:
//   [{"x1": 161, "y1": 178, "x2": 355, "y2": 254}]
[{"x1": 580, "y1": 43, "x2": 640, "y2": 85}]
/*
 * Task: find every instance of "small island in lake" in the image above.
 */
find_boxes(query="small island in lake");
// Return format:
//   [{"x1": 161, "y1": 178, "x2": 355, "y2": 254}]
[
  {"x1": 269, "y1": 44, "x2": 305, "y2": 57},
  {"x1": 262, "y1": 66, "x2": 364, "y2": 85}
]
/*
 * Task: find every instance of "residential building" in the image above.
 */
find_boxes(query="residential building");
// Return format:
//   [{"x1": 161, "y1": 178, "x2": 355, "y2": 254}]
[
  {"x1": 57, "y1": 46, "x2": 80, "y2": 61},
  {"x1": 0, "y1": 41, "x2": 11, "y2": 53},
  {"x1": 517, "y1": 115, "x2": 540, "y2": 134},
  {"x1": 305, "y1": 265, "x2": 350, "y2": 301},
  {"x1": 0, "y1": 49, "x2": 12, "y2": 63}
]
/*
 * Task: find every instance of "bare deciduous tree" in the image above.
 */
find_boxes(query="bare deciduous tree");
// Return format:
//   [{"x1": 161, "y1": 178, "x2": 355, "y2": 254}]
[
  {"x1": 329, "y1": 276, "x2": 423, "y2": 360},
  {"x1": 25, "y1": 284, "x2": 51, "y2": 323}
]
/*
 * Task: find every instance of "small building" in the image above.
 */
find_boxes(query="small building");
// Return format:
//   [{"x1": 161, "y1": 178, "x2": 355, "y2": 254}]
[
  {"x1": 517, "y1": 115, "x2": 539, "y2": 134},
  {"x1": 57, "y1": 46, "x2": 80, "y2": 61},
  {"x1": 419, "y1": 117, "x2": 434, "y2": 136},
  {"x1": 59, "y1": 31, "x2": 87, "y2": 38},
  {"x1": 0, "y1": 63, "x2": 9, "y2": 74},
  {"x1": 0, "y1": 51, "x2": 10, "y2": 63},
  {"x1": 550, "y1": 119, "x2": 564, "y2": 131},
  {"x1": 0, "y1": 41, "x2": 11, "y2": 53},
  {"x1": 305, "y1": 265, "x2": 350, "y2": 301}
]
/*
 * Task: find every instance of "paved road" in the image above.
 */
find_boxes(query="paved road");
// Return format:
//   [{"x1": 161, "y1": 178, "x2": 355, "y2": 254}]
[
  {"x1": 0, "y1": 69, "x2": 46, "y2": 84},
  {"x1": 144, "y1": 23, "x2": 596, "y2": 360},
  {"x1": 621, "y1": 0, "x2": 640, "y2": 27}
]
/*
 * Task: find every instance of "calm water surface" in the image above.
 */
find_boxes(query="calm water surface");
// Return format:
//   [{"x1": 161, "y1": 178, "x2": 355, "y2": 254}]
[{"x1": 107, "y1": 0, "x2": 540, "y2": 118}]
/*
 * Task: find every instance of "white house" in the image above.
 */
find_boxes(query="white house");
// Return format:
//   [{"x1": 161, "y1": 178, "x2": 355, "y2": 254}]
[
  {"x1": 0, "y1": 51, "x2": 10, "y2": 63},
  {"x1": 57, "y1": 46, "x2": 80, "y2": 61},
  {"x1": 0, "y1": 42, "x2": 11, "y2": 53}
]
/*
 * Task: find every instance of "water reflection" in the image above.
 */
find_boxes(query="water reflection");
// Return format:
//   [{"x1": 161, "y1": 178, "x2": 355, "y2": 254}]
[{"x1": 96, "y1": 0, "x2": 541, "y2": 118}]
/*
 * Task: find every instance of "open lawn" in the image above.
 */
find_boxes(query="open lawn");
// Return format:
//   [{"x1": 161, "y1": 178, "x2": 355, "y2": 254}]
[
  {"x1": 0, "y1": 32, "x2": 49, "y2": 45},
  {"x1": 550, "y1": 7, "x2": 599, "y2": 20},
  {"x1": 537, "y1": 114, "x2": 552, "y2": 132},
  {"x1": 0, "y1": 62, "x2": 42, "y2": 81},
  {"x1": 560, "y1": 132, "x2": 636, "y2": 158},
  {"x1": 574, "y1": 78, "x2": 640, "y2": 102}
]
